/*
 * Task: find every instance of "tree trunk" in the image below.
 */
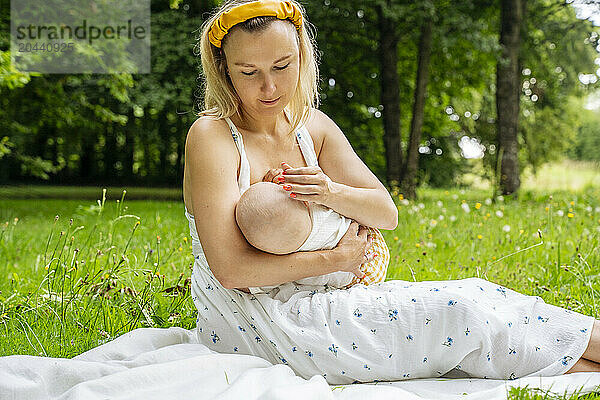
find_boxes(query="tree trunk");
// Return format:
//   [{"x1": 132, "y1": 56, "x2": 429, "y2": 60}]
[
  {"x1": 175, "y1": 117, "x2": 184, "y2": 183},
  {"x1": 79, "y1": 133, "x2": 96, "y2": 183},
  {"x1": 402, "y1": 17, "x2": 433, "y2": 200},
  {"x1": 124, "y1": 110, "x2": 135, "y2": 181},
  {"x1": 376, "y1": 2, "x2": 403, "y2": 187},
  {"x1": 142, "y1": 117, "x2": 152, "y2": 182},
  {"x1": 496, "y1": 0, "x2": 522, "y2": 195},
  {"x1": 105, "y1": 126, "x2": 118, "y2": 182},
  {"x1": 158, "y1": 111, "x2": 170, "y2": 184}
]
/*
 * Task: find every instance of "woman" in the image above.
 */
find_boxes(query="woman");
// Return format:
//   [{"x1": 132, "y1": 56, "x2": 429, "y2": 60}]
[{"x1": 183, "y1": 0, "x2": 600, "y2": 384}]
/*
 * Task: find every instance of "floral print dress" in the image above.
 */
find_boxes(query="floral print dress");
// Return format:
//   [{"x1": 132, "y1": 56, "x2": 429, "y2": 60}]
[{"x1": 184, "y1": 115, "x2": 595, "y2": 385}]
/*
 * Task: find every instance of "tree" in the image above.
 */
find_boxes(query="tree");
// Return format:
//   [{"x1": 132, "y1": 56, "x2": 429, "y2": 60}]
[
  {"x1": 376, "y1": 0, "x2": 404, "y2": 187},
  {"x1": 402, "y1": 15, "x2": 433, "y2": 199},
  {"x1": 496, "y1": 0, "x2": 523, "y2": 195}
]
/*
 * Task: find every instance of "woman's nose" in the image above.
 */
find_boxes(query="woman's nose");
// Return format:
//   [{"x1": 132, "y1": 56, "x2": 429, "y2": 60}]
[{"x1": 261, "y1": 74, "x2": 276, "y2": 95}]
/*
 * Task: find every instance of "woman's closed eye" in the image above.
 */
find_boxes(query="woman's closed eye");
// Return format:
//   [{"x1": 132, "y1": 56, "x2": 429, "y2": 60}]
[{"x1": 241, "y1": 63, "x2": 290, "y2": 76}]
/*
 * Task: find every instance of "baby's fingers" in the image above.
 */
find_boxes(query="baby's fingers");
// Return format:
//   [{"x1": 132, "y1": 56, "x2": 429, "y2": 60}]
[
  {"x1": 263, "y1": 168, "x2": 284, "y2": 183},
  {"x1": 347, "y1": 221, "x2": 360, "y2": 235},
  {"x1": 351, "y1": 266, "x2": 366, "y2": 280},
  {"x1": 364, "y1": 250, "x2": 378, "y2": 263}
]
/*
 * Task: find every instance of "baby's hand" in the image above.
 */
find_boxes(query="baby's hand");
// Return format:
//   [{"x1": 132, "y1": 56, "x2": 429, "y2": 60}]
[{"x1": 262, "y1": 168, "x2": 285, "y2": 184}]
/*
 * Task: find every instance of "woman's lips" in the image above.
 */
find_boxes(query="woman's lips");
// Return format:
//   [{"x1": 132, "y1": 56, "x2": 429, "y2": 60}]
[{"x1": 260, "y1": 97, "x2": 280, "y2": 105}]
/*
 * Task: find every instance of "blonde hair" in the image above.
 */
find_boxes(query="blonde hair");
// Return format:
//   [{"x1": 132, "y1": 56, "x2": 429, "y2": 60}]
[{"x1": 195, "y1": 0, "x2": 320, "y2": 136}]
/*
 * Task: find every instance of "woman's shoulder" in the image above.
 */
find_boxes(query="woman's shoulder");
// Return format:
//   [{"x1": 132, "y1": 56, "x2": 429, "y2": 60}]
[
  {"x1": 185, "y1": 116, "x2": 239, "y2": 169},
  {"x1": 304, "y1": 108, "x2": 341, "y2": 156},
  {"x1": 187, "y1": 116, "x2": 231, "y2": 141},
  {"x1": 186, "y1": 116, "x2": 238, "y2": 153}
]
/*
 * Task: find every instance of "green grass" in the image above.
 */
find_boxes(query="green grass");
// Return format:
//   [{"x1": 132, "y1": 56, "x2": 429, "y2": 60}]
[
  {"x1": 522, "y1": 160, "x2": 600, "y2": 192},
  {"x1": 0, "y1": 185, "x2": 182, "y2": 200},
  {"x1": 0, "y1": 185, "x2": 599, "y2": 398},
  {"x1": 508, "y1": 386, "x2": 600, "y2": 399}
]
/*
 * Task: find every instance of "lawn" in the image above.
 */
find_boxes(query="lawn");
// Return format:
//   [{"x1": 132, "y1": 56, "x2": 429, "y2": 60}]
[{"x1": 1, "y1": 183, "x2": 599, "y2": 399}]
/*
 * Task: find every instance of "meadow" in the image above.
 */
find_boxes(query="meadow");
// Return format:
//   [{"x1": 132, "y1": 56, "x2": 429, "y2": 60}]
[{"x1": 1, "y1": 176, "x2": 600, "y2": 399}]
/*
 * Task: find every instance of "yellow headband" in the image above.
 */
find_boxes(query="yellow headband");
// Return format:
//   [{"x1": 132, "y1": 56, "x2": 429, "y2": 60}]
[{"x1": 209, "y1": 0, "x2": 302, "y2": 48}]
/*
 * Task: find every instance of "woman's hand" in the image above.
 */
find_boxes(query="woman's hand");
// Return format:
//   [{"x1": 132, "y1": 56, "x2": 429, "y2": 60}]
[
  {"x1": 332, "y1": 221, "x2": 376, "y2": 279},
  {"x1": 279, "y1": 162, "x2": 335, "y2": 206}
]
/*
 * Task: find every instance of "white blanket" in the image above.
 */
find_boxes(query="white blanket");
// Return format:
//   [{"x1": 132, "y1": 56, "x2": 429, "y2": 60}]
[{"x1": 1, "y1": 327, "x2": 599, "y2": 400}]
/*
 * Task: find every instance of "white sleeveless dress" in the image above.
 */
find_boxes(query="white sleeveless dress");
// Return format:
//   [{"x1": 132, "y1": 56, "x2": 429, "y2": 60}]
[{"x1": 184, "y1": 115, "x2": 595, "y2": 385}]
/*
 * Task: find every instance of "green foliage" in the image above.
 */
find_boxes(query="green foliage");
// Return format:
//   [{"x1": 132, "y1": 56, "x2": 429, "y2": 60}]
[
  {"x1": 569, "y1": 108, "x2": 600, "y2": 162},
  {"x1": 0, "y1": 0, "x2": 598, "y2": 188},
  {"x1": 0, "y1": 136, "x2": 11, "y2": 159},
  {"x1": 517, "y1": 0, "x2": 600, "y2": 172},
  {"x1": 0, "y1": 51, "x2": 31, "y2": 90}
]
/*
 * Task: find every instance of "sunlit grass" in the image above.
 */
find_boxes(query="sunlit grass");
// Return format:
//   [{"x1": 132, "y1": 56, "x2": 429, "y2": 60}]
[
  {"x1": 508, "y1": 385, "x2": 600, "y2": 399},
  {"x1": 522, "y1": 160, "x2": 600, "y2": 192},
  {"x1": 458, "y1": 159, "x2": 600, "y2": 192},
  {"x1": 0, "y1": 189, "x2": 195, "y2": 357},
  {"x1": 0, "y1": 185, "x2": 599, "y2": 398},
  {"x1": 0, "y1": 185, "x2": 182, "y2": 200}
]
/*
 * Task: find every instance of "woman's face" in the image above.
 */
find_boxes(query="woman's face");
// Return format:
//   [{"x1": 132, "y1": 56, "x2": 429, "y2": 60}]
[{"x1": 223, "y1": 20, "x2": 300, "y2": 118}]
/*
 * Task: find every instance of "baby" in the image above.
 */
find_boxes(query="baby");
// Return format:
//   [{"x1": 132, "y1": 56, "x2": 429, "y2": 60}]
[{"x1": 235, "y1": 181, "x2": 390, "y2": 294}]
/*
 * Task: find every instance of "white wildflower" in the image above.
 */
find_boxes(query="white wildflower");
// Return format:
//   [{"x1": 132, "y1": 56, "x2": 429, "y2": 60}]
[
  {"x1": 438, "y1": 215, "x2": 445, "y2": 221},
  {"x1": 485, "y1": 198, "x2": 492, "y2": 205},
  {"x1": 452, "y1": 194, "x2": 458, "y2": 200},
  {"x1": 502, "y1": 225, "x2": 511, "y2": 232},
  {"x1": 557, "y1": 210, "x2": 564, "y2": 217},
  {"x1": 401, "y1": 199, "x2": 409, "y2": 206},
  {"x1": 430, "y1": 219, "x2": 438, "y2": 227},
  {"x1": 437, "y1": 201, "x2": 443, "y2": 207},
  {"x1": 497, "y1": 195, "x2": 504, "y2": 202},
  {"x1": 461, "y1": 203, "x2": 471, "y2": 213},
  {"x1": 450, "y1": 215, "x2": 457, "y2": 222},
  {"x1": 418, "y1": 203, "x2": 425, "y2": 209},
  {"x1": 495, "y1": 210, "x2": 504, "y2": 218}
]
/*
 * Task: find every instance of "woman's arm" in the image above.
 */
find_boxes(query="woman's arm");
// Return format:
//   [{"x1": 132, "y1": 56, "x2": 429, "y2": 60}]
[
  {"x1": 284, "y1": 109, "x2": 398, "y2": 230},
  {"x1": 185, "y1": 118, "x2": 372, "y2": 289}
]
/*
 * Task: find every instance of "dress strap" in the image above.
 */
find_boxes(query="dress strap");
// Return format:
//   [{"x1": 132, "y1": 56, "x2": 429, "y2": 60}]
[
  {"x1": 294, "y1": 125, "x2": 318, "y2": 167},
  {"x1": 224, "y1": 117, "x2": 251, "y2": 194}
]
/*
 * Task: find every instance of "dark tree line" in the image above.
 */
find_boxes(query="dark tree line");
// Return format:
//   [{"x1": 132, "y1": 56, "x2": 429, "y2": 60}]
[{"x1": 1, "y1": 0, "x2": 598, "y2": 196}]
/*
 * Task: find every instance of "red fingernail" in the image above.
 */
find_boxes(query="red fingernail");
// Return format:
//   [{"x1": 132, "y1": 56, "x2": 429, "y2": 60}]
[
  {"x1": 282, "y1": 170, "x2": 287, "y2": 175},
  {"x1": 283, "y1": 185, "x2": 291, "y2": 191},
  {"x1": 278, "y1": 176, "x2": 285, "y2": 182},
  {"x1": 290, "y1": 192, "x2": 296, "y2": 198}
]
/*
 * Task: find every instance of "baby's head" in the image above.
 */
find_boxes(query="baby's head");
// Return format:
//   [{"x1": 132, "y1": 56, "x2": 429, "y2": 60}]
[{"x1": 235, "y1": 182, "x2": 312, "y2": 255}]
